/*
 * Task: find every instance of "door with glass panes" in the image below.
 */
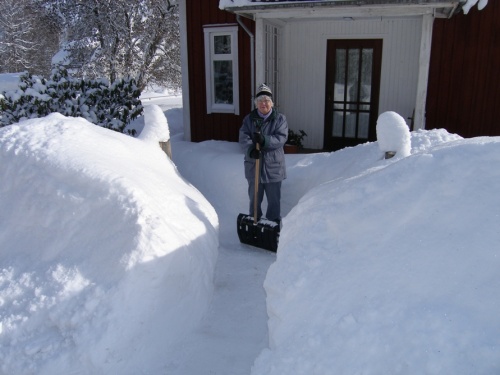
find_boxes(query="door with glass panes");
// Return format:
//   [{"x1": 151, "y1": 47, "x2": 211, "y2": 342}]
[{"x1": 324, "y1": 39, "x2": 382, "y2": 151}]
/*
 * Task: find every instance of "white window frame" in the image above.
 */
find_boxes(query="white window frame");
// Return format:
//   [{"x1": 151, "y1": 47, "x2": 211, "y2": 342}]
[{"x1": 203, "y1": 25, "x2": 240, "y2": 115}]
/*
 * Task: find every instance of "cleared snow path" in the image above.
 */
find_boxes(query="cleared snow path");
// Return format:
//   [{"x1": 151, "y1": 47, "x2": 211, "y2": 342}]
[
  {"x1": 166, "y1": 244, "x2": 274, "y2": 374},
  {"x1": 167, "y1": 136, "x2": 276, "y2": 374},
  {"x1": 134, "y1": 101, "x2": 276, "y2": 374}
]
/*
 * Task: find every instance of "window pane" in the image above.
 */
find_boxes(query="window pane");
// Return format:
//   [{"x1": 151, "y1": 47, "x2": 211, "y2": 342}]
[
  {"x1": 360, "y1": 48, "x2": 373, "y2": 109},
  {"x1": 347, "y1": 49, "x2": 360, "y2": 107},
  {"x1": 334, "y1": 49, "x2": 346, "y2": 103},
  {"x1": 214, "y1": 35, "x2": 231, "y2": 54},
  {"x1": 214, "y1": 60, "x2": 233, "y2": 104},
  {"x1": 358, "y1": 112, "x2": 370, "y2": 139},
  {"x1": 345, "y1": 113, "x2": 356, "y2": 138},
  {"x1": 333, "y1": 111, "x2": 344, "y2": 137}
]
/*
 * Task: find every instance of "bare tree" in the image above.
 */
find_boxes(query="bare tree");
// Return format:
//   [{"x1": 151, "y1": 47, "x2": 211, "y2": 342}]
[
  {"x1": 0, "y1": 0, "x2": 60, "y2": 75},
  {"x1": 0, "y1": 0, "x2": 33, "y2": 72},
  {"x1": 47, "y1": 0, "x2": 180, "y2": 91}
]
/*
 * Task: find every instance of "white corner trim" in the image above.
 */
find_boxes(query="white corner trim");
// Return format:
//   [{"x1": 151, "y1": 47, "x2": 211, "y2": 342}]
[
  {"x1": 414, "y1": 13, "x2": 434, "y2": 130},
  {"x1": 179, "y1": 0, "x2": 191, "y2": 141}
]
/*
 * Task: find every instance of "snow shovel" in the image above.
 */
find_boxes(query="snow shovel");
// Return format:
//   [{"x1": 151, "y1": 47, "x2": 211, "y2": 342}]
[{"x1": 237, "y1": 141, "x2": 280, "y2": 252}]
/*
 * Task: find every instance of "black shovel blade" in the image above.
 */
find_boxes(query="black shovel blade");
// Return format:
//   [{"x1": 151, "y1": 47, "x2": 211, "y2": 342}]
[{"x1": 237, "y1": 213, "x2": 280, "y2": 252}]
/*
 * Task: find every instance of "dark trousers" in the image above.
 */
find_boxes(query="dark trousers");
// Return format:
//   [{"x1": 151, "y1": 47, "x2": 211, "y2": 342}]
[{"x1": 248, "y1": 180, "x2": 281, "y2": 222}]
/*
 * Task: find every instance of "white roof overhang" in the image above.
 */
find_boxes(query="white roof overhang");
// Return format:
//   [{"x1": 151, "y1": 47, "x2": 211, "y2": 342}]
[{"x1": 223, "y1": 0, "x2": 464, "y2": 20}]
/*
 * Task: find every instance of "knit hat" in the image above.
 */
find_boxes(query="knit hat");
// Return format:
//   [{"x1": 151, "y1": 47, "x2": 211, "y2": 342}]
[{"x1": 256, "y1": 83, "x2": 272, "y2": 99}]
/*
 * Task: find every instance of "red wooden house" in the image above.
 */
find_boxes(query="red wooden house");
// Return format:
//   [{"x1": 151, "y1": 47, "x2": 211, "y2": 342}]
[{"x1": 179, "y1": 0, "x2": 499, "y2": 151}]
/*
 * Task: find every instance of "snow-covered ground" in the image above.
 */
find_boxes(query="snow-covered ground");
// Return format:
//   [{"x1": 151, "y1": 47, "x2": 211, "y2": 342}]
[{"x1": 1, "y1": 84, "x2": 500, "y2": 374}]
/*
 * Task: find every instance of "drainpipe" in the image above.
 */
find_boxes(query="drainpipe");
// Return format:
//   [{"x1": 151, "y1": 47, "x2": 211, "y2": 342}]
[{"x1": 236, "y1": 15, "x2": 255, "y2": 108}]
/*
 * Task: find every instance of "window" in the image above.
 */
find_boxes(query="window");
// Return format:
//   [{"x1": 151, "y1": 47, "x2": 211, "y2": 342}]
[{"x1": 204, "y1": 25, "x2": 239, "y2": 114}]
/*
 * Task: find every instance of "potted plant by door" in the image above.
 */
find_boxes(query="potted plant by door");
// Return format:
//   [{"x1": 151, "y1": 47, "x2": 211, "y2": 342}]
[{"x1": 285, "y1": 129, "x2": 307, "y2": 154}]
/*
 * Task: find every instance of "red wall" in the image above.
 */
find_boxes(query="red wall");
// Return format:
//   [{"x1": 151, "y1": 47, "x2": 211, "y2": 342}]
[
  {"x1": 426, "y1": 2, "x2": 500, "y2": 137},
  {"x1": 185, "y1": 0, "x2": 254, "y2": 142}
]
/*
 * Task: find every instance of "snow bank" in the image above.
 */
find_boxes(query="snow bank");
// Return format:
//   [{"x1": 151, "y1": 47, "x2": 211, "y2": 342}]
[
  {"x1": 138, "y1": 104, "x2": 170, "y2": 143},
  {"x1": 0, "y1": 114, "x2": 218, "y2": 374},
  {"x1": 253, "y1": 132, "x2": 500, "y2": 374}
]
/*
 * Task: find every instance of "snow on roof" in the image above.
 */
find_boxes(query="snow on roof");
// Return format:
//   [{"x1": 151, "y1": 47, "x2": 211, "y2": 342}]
[{"x1": 219, "y1": 0, "x2": 488, "y2": 15}]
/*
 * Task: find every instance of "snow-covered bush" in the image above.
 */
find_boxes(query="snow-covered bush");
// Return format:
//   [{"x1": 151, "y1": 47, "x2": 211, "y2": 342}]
[{"x1": 0, "y1": 66, "x2": 143, "y2": 133}]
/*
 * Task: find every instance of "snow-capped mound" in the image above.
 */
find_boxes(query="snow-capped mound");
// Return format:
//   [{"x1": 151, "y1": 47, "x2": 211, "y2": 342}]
[
  {"x1": 0, "y1": 113, "x2": 218, "y2": 374},
  {"x1": 253, "y1": 134, "x2": 500, "y2": 374}
]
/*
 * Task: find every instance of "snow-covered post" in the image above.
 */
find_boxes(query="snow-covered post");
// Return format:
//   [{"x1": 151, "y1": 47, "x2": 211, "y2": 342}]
[
  {"x1": 138, "y1": 105, "x2": 171, "y2": 159},
  {"x1": 376, "y1": 111, "x2": 411, "y2": 159},
  {"x1": 159, "y1": 139, "x2": 172, "y2": 159}
]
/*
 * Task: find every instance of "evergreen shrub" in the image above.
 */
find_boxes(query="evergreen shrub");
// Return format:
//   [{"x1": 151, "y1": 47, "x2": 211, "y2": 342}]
[{"x1": 0, "y1": 66, "x2": 143, "y2": 134}]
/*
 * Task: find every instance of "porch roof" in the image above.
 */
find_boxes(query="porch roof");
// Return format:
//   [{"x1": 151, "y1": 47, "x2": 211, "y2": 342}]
[{"x1": 220, "y1": 0, "x2": 464, "y2": 19}]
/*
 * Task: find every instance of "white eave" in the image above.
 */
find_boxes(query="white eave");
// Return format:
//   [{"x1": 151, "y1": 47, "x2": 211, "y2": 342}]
[{"x1": 222, "y1": 0, "x2": 464, "y2": 20}]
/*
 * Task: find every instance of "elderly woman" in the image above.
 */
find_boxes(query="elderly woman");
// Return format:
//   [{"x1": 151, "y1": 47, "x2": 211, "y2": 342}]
[{"x1": 239, "y1": 84, "x2": 288, "y2": 225}]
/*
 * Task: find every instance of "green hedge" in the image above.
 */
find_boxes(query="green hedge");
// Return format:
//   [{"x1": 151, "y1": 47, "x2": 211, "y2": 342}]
[{"x1": 0, "y1": 66, "x2": 143, "y2": 134}]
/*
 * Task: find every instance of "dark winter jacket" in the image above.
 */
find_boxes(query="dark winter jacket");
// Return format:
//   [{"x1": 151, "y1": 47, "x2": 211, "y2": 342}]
[{"x1": 239, "y1": 108, "x2": 288, "y2": 183}]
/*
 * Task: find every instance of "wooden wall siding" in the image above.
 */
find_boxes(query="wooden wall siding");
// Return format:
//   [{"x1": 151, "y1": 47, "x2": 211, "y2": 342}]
[
  {"x1": 281, "y1": 17, "x2": 422, "y2": 149},
  {"x1": 185, "y1": 0, "x2": 254, "y2": 142},
  {"x1": 426, "y1": 2, "x2": 500, "y2": 137}
]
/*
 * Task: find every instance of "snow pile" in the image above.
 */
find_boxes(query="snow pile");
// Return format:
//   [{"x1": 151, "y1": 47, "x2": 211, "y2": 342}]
[
  {"x1": 170, "y1": 125, "x2": 500, "y2": 373},
  {"x1": 376, "y1": 110, "x2": 411, "y2": 158},
  {"x1": 2, "y1": 90, "x2": 500, "y2": 374},
  {"x1": 252, "y1": 134, "x2": 500, "y2": 374},
  {"x1": 0, "y1": 114, "x2": 218, "y2": 374},
  {"x1": 138, "y1": 104, "x2": 170, "y2": 143}
]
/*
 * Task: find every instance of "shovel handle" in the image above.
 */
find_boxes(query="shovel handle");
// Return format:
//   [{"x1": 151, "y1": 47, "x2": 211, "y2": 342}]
[{"x1": 253, "y1": 142, "x2": 260, "y2": 224}]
